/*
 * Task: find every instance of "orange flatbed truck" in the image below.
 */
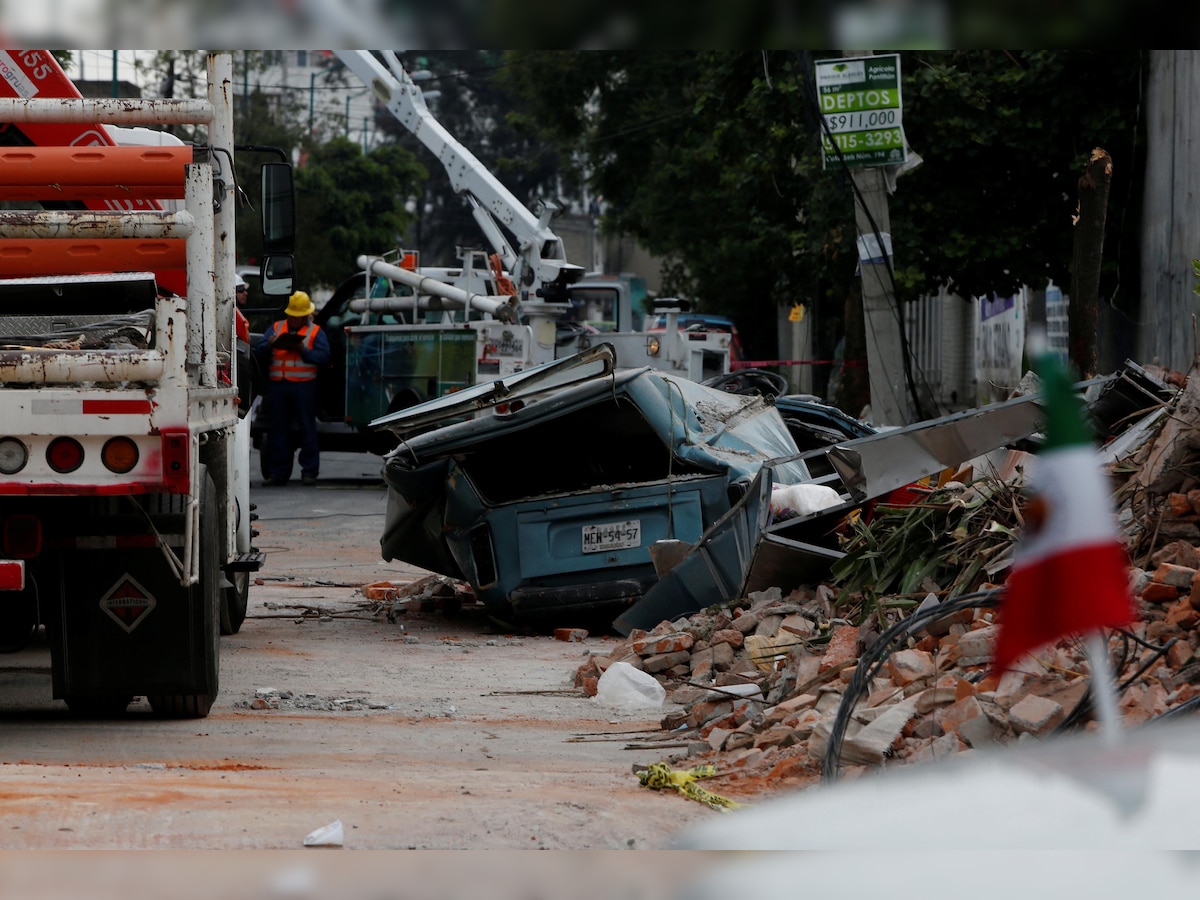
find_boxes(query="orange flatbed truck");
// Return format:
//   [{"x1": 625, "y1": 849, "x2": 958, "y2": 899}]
[{"x1": 0, "y1": 50, "x2": 295, "y2": 717}]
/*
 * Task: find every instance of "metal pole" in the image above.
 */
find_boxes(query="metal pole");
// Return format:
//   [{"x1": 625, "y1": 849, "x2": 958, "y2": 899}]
[
  {"x1": 309, "y1": 71, "x2": 316, "y2": 137},
  {"x1": 111, "y1": 51, "x2": 118, "y2": 98}
]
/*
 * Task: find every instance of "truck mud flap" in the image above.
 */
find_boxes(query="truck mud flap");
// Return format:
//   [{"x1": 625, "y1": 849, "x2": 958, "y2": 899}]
[{"x1": 49, "y1": 545, "x2": 216, "y2": 704}]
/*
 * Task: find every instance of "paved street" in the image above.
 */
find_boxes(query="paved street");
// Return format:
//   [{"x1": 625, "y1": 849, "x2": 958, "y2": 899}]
[{"x1": 0, "y1": 451, "x2": 715, "y2": 859}]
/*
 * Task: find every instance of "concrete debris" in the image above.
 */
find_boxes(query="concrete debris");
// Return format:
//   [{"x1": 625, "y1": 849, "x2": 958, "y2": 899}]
[
  {"x1": 569, "y1": 359, "x2": 1200, "y2": 800},
  {"x1": 234, "y1": 689, "x2": 389, "y2": 712}
]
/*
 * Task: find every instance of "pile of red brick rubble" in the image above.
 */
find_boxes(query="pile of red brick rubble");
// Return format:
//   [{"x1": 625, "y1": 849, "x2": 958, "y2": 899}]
[{"x1": 573, "y1": 362, "x2": 1200, "y2": 800}]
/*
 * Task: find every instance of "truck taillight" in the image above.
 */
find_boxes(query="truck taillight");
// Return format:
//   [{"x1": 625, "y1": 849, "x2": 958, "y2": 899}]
[
  {"x1": 101, "y1": 437, "x2": 139, "y2": 474},
  {"x1": 0, "y1": 560, "x2": 24, "y2": 591},
  {"x1": 4, "y1": 515, "x2": 41, "y2": 560},
  {"x1": 46, "y1": 437, "x2": 84, "y2": 473},
  {"x1": 160, "y1": 428, "x2": 190, "y2": 493},
  {"x1": 0, "y1": 437, "x2": 28, "y2": 474}
]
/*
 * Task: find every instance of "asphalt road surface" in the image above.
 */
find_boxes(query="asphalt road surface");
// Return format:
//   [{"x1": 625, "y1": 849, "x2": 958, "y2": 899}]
[{"x1": 0, "y1": 451, "x2": 725, "y2": 881}]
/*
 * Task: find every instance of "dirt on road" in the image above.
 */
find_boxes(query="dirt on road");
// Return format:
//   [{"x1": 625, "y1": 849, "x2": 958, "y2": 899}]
[{"x1": 0, "y1": 456, "x2": 731, "y2": 869}]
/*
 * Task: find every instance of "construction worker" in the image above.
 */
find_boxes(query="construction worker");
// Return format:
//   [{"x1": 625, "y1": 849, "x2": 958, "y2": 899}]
[
  {"x1": 254, "y1": 291, "x2": 331, "y2": 486},
  {"x1": 234, "y1": 274, "x2": 249, "y2": 307}
]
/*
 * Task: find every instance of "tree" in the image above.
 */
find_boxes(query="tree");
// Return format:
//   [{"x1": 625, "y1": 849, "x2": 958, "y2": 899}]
[
  {"x1": 372, "y1": 51, "x2": 581, "y2": 271},
  {"x1": 501, "y1": 51, "x2": 835, "y2": 364},
  {"x1": 293, "y1": 138, "x2": 426, "y2": 289},
  {"x1": 499, "y1": 50, "x2": 1148, "y2": 388}
]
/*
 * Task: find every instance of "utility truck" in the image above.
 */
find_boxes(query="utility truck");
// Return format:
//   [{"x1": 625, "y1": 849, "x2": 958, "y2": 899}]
[
  {"x1": 252, "y1": 50, "x2": 731, "y2": 460},
  {"x1": 0, "y1": 50, "x2": 295, "y2": 717}
]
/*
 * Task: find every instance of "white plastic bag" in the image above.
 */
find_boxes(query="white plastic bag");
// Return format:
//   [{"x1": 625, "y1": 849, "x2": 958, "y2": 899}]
[
  {"x1": 594, "y1": 661, "x2": 666, "y2": 710},
  {"x1": 303, "y1": 819, "x2": 344, "y2": 847},
  {"x1": 770, "y1": 483, "x2": 843, "y2": 520}
]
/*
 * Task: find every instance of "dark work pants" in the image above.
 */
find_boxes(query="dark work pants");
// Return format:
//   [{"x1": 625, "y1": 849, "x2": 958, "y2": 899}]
[{"x1": 266, "y1": 378, "x2": 320, "y2": 480}]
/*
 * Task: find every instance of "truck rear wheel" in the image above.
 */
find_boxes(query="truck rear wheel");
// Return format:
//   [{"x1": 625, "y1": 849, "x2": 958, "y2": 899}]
[{"x1": 148, "y1": 468, "x2": 221, "y2": 718}]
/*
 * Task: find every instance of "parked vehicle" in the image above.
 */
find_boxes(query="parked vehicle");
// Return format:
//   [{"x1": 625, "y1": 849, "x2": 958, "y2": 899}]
[
  {"x1": 647, "y1": 310, "x2": 745, "y2": 364},
  {"x1": 0, "y1": 51, "x2": 294, "y2": 716},
  {"x1": 370, "y1": 343, "x2": 811, "y2": 625}
]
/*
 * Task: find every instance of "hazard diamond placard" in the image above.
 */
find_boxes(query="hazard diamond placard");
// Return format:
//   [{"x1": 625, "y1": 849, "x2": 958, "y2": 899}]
[{"x1": 99, "y1": 574, "x2": 157, "y2": 633}]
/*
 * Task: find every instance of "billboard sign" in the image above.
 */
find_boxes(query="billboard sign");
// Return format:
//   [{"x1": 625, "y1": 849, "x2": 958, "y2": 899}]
[{"x1": 814, "y1": 54, "x2": 907, "y2": 169}]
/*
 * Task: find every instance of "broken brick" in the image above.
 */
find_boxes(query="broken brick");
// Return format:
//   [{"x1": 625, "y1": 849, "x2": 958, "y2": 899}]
[
  {"x1": 1154, "y1": 563, "x2": 1197, "y2": 588},
  {"x1": 1142, "y1": 581, "x2": 1181, "y2": 603},
  {"x1": 1008, "y1": 694, "x2": 1064, "y2": 735},
  {"x1": 819, "y1": 624, "x2": 860, "y2": 673},
  {"x1": 888, "y1": 648, "x2": 935, "y2": 686},
  {"x1": 630, "y1": 631, "x2": 694, "y2": 656}
]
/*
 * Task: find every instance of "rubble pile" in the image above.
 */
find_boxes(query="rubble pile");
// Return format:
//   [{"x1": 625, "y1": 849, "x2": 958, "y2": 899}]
[{"x1": 575, "y1": 366, "x2": 1200, "y2": 799}]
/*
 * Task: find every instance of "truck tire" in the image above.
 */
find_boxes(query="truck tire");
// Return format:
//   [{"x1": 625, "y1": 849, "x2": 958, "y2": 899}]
[
  {"x1": 220, "y1": 570, "x2": 249, "y2": 635},
  {"x1": 148, "y1": 468, "x2": 221, "y2": 718}
]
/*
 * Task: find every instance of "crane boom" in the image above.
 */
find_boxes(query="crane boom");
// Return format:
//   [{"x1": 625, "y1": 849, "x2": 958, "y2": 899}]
[{"x1": 332, "y1": 50, "x2": 584, "y2": 301}]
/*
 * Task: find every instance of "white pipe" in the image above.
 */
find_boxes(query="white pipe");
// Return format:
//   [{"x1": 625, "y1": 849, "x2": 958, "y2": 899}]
[
  {"x1": 354, "y1": 255, "x2": 511, "y2": 317},
  {"x1": 186, "y1": 164, "x2": 215, "y2": 385},
  {"x1": 0, "y1": 97, "x2": 213, "y2": 125},
  {"x1": 0, "y1": 209, "x2": 194, "y2": 239},
  {"x1": 0, "y1": 349, "x2": 166, "y2": 383}
]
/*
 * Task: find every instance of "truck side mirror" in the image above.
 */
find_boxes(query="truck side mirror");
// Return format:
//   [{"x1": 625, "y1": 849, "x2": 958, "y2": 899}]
[
  {"x1": 261, "y1": 162, "x2": 295, "y2": 255},
  {"x1": 260, "y1": 254, "x2": 294, "y2": 298}
]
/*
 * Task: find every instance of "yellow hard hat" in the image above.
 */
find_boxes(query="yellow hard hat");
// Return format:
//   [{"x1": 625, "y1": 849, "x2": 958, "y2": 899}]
[{"x1": 285, "y1": 291, "x2": 315, "y2": 317}]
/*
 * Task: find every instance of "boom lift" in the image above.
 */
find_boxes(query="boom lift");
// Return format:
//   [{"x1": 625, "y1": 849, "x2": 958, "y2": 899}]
[{"x1": 250, "y1": 50, "x2": 731, "y2": 460}]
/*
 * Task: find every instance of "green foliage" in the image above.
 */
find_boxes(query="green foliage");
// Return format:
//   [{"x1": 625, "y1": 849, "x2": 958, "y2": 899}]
[
  {"x1": 293, "y1": 138, "x2": 425, "y2": 290},
  {"x1": 374, "y1": 51, "x2": 576, "y2": 270},
  {"x1": 498, "y1": 50, "x2": 1148, "y2": 375},
  {"x1": 830, "y1": 479, "x2": 1022, "y2": 621}
]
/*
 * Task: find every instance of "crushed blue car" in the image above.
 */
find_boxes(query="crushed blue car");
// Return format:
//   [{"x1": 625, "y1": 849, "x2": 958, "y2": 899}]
[
  {"x1": 370, "y1": 343, "x2": 820, "y2": 623},
  {"x1": 369, "y1": 343, "x2": 1074, "y2": 629}
]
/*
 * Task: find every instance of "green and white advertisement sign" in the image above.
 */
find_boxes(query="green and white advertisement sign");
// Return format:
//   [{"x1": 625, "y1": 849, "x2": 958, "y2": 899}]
[{"x1": 814, "y1": 54, "x2": 907, "y2": 169}]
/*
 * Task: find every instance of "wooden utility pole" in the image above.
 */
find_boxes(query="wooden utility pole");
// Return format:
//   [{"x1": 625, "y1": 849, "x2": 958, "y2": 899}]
[
  {"x1": 853, "y1": 165, "x2": 909, "y2": 425},
  {"x1": 1069, "y1": 147, "x2": 1113, "y2": 378}
]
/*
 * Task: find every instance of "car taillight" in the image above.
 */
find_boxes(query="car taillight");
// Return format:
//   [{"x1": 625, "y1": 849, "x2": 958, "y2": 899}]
[
  {"x1": 102, "y1": 437, "x2": 139, "y2": 474},
  {"x1": 46, "y1": 437, "x2": 84, "y2": 473},
  {"x1": 0, "y1": 437, "x2": 28, "y2": 474},
  {"x1": 4, "y1": 515, "x2": 41, "y2": 560}
]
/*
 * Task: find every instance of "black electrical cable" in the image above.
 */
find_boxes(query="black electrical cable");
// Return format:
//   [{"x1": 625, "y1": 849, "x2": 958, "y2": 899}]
[
  {"x1": 822, "y1": 587, "x2": 1003, "y2": 784},
  {"x1": 824, "y1": 603, "x2": 1182, "y2": 783},
  {"x1": 1051, "y1": 631, "x2": 1175, "y2": 735}
]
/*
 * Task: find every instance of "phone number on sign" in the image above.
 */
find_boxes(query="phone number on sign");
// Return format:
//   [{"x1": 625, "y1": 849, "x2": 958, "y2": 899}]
[{"x1": 823, "y1": 127, "x2": 903, "y2": 151}]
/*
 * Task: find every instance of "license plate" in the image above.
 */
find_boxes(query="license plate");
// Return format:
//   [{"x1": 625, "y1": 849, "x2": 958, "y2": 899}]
[
  {"x1": 582, "y1": 520, "x2": 641, "y2": 553},
  {"x1": 493, "y1": 337, "x2": 524, "y2": 357}
]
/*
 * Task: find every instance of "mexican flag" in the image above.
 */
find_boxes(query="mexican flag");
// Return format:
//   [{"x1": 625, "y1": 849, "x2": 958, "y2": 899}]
[{"x1": 991, "y1": 351, "x2": 1138, "y2": 675}]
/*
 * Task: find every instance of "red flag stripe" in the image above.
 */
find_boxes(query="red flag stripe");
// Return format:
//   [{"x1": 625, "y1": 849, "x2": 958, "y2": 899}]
[{"x1": 993, "y1": 541, "x2": 1137, "y2": 674}]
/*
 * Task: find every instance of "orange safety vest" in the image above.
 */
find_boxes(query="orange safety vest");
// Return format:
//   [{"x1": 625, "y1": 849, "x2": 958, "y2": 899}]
[{"x1": 268, "y1": 321, "x2": 320, "y2": 382}]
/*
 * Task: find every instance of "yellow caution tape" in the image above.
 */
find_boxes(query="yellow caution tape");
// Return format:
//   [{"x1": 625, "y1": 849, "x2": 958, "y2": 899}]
[{"x1": 635, "y1": 762, "x2": 743, "y2": 811}]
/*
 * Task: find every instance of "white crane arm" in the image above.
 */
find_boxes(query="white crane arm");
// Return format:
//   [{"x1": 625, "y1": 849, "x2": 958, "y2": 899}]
[{"x1": 333, "y1": 50, "x2": 583, "y2": 298}]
